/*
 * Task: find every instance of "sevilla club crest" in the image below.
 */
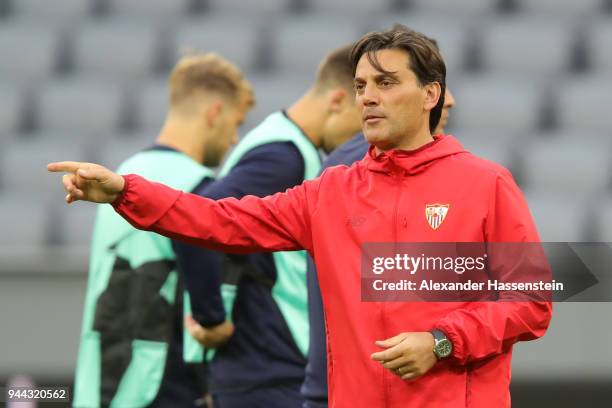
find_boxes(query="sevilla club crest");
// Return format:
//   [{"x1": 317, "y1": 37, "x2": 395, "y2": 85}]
[{"x1": 425, "y1": 204, "x2": 450, "y2": 230}]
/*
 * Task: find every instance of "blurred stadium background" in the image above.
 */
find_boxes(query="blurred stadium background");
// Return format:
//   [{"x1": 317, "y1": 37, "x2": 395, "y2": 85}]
[{"x1": 0, "y1": 0, "x2": 611, "y2": 406}]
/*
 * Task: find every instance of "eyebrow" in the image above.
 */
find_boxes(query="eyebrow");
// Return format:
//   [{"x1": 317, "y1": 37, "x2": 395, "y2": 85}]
[
  {"x1": 354, "y1": 72, "x2": 400, "y2": 83},
  {"x1": 374, "y1": 72, "x2": 399, "y2": 82}
]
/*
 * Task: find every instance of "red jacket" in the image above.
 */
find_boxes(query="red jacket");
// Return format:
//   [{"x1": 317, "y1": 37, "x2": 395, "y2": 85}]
[{"x1": 113, "y1": 135, "x2": 552, "y2": 407}]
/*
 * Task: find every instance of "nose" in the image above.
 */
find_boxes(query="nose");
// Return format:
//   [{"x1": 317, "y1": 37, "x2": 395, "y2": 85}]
[
  {"x1": 359, "y1": 83, "x2": 379, "y2": 107},
  {"x1": 444, "y1": 88, "x2": 456, "y2": 109}
]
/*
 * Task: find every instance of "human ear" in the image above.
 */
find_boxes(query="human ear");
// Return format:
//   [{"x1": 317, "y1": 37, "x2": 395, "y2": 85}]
[
  {"x1": 329, "y1": 89, "x2": 347, "y2": 114},
  {"x1": 423, "y1": 82, "x2": 442, "y2": 111},
  {"x1": 206, "y1": 101, "x2": 223, "y2": 127}
]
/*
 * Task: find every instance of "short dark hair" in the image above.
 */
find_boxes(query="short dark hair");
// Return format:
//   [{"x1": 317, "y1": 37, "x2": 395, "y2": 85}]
[
  {"x1": 314, "y1": 44, "x2": 355, "y2": 94},
  {"x1": 350, "y1": 24, "x2": 446, "y2": 133}
]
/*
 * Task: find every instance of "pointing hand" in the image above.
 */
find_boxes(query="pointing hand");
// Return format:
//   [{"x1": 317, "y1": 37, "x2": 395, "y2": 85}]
[{"x1": 47, "y1": 161, "x2": 125, "y2": 204}]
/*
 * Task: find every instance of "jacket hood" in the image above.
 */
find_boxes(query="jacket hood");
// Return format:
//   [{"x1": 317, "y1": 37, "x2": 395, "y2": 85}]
[{"x1": 364, "y1": 134, "x2": 466, "y2": 176}]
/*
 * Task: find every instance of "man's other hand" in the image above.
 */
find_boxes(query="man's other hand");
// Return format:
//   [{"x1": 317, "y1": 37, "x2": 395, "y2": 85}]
[
  {"x1": 185, "y1": 315, "x2": 235, "y2": 349},
  {"x1": 371, "y1": 332, "x2": 437, "y2": 381},
  {"x1": 47, "y1": 161, "x2": 125, "y2": 204}
]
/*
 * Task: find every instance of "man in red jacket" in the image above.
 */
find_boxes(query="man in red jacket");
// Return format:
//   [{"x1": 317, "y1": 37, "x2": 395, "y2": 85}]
[{"x1": 50, "y1": 25, "x2": 552, "y2": 407}]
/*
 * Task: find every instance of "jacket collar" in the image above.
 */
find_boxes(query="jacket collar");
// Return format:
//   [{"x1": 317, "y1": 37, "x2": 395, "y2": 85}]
[{"x1": 364, "y1": 134, "x2": 466, "y2": 176}]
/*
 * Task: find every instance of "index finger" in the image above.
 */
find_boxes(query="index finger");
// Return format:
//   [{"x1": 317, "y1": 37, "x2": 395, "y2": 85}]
[
  {"x1": 371, "y1": 344, "x2": 404, "y2": 362},
  {"x1": 47, "y1": 161, "x2": 87, "y2": 173}
]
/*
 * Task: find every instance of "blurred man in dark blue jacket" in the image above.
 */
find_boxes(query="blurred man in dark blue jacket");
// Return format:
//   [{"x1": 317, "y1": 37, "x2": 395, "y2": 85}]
[{"x1": 181, "y1": 45, "x2": 361, "y2": 408}]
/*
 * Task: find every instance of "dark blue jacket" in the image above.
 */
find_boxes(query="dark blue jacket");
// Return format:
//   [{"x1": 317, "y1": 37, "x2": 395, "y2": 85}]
[
  {"x1": 174, "y1": 134, "x2": 312, "y2": 397},
  {"x1": 301, "y1": 133, "x2": 369, "y2": 408}
]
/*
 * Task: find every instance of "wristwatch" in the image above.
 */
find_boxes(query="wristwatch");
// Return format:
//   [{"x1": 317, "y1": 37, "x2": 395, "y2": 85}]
[{"x1": 430, "y1": 329, "x2": 453, "y2": 359}]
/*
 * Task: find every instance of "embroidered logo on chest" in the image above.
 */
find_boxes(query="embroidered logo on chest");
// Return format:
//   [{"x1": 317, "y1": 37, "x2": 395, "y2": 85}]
[{"x1": 425, "y1": 204, "x2": 450, "y2": 230}]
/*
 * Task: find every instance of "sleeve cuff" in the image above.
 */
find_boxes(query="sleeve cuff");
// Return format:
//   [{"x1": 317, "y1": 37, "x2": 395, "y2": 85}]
[
  {"x1": 434, "y1": 322, "x2": 466, "y2": 364},
  {"x1": 193, "y1": 313, "x2": 227, "y2": 328},
  {"x1": 111, "y1": 175, "x2": 130, "y2": 209},
  {"x1": 109, "y1": 173, "x2": 183, "y2": 230}
]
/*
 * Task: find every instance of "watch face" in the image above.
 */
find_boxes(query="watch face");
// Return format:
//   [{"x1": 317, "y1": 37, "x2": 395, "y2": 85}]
[{"x1": 436, "y1": 339, "x2": 452, "y2": 358}]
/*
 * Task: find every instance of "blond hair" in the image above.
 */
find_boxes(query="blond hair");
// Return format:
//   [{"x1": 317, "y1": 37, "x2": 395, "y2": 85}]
[
  {"x1": 169, "y1": 52, "x2": 254, "y2": 113},
  {"x1": 314, "y1": 45, "x2": 355, "y2": 94}
]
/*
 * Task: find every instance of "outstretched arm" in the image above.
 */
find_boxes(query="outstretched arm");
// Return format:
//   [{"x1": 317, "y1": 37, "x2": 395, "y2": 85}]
[{"x1": 48, "y1": 161, "x2": 317, "y2": 254}]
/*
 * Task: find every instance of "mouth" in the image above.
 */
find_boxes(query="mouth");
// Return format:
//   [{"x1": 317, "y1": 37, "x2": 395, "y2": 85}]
[{"x1": 363, "y1": 114, "x2": 385, "y2": 125}]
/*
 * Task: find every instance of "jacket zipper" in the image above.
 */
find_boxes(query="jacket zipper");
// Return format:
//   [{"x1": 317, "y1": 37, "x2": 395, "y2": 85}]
[
  {"x1": 382, "y1": 174, "x2": 403, "y2": 407},
  {"x1": 465, "y1": 368, "x2": 473, "y2": 407},
  {"x1": 392, "y1": 174, "x2": 402, "y2": 244}
]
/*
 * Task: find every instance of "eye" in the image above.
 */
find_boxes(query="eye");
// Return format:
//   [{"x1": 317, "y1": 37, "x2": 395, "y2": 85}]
[
  {"x1": 354, "y1": 82, "x2": 365, "y2": 92},
  {"x1": 380, "y1": 80, "x2": 393, "y2": 87}
]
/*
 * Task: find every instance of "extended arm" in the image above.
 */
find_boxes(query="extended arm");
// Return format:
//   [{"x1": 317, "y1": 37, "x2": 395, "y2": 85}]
[{"x1": 48, "y1": 160, "x2": 317, "y2": 254}]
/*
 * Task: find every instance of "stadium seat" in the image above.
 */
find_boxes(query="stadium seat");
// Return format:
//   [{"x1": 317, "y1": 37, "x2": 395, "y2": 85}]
[
  {"x1": 0, "y1": 193, "x2": 49, "y2": 247},
  {"x1": 464, "y1": 140, "x2": 516, "y2": 173},
  {"x1": 134, "y1": 78, "x2": 168, "y2": 133},
  {"x1": 36, "y1": 77, "x2": 125, "y2": 134},
  {"x1": 521, "y1": 139, "x2": 611, "y2": 195},
  {"x1": 557, "y1": 75, "x2": 612, "y2": 130},
  {"x1": 373, "y1": 12, "x2": 470, "y2": 74},
  {"x1": 531, "y1": 129, "x2": 611, "y2": 143},
  {"x1": 11, "y1": 0, "x2": 93, "y2": 20},
  {"x1": 585, "y1": 18, "x2": 612, "y2": 72},
  {"x1": 597, "y1": 196, "x2": 612, "y2": 242},
  {"x1": 73, "y1": 19, "x2": 160, "y2": 78},
  {"x1": 207, "y1": 0, "x2": 292, "y2": 15},
  {"x1": 308, "y1": 0, "x2": 394, "y2": 15},
  {"x1": 0, "y1": 21, "x2": 60, "y2": 82},
  {"x1": 451, "y1": 75, "x2": 544, "y2": 132},
  {"x1": 453, "y1": 130, "x2": 518, "y2": 171},
  {"x1": 0, "y1": 139, "x2": 87, "y2": 195},
  {"x1": 242, "y1": 72, "x2": 311, "y2": 130},
  {"x1": 411, "y1": 0, "x2": 500, "y2": 15},
  {"x1": 480, "y1": 17, "x2": 575, "y2": 74},
  {"x1": 516, "y1": 0, "x2": 604, "y2": 15},
  {"x1": 525, "y1": 191, "x2": 588, "y2": 242},
  {"x1": 56, "y1": 202, "x2": 98, "y2": 246},
  {"x1": 171, "y1": 16, "x2": 262, "y2": 72},
  {"x1": 107, "y1": 0, "x2": 190, "y2": 18},
  {"x1": 0, "y1": 83, "x2": 25, "y2": 137},
  {"x1": 452, "y1": 128, "x2": 521, "y2": 144},
  {"x1": 274, "y1": 16, "x2": 365, "y2": 73},
  {"x1": 20, "y1": 130, "x2": 102, "y2": 152},
  {"x1": 97, "y1": 134, "x2": 155, "y2": 171}
]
